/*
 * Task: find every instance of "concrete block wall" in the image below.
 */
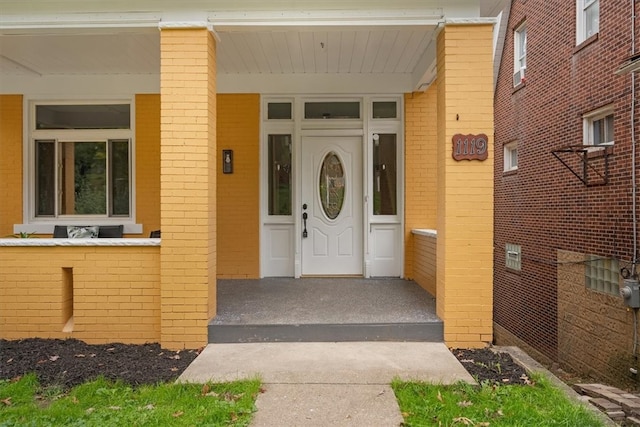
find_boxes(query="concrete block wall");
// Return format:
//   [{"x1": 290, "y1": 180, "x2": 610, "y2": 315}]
[
  {"x1": 557, "y1": 250, "x2": 637, "y2": 387},
  {"x1": 0, "y1": 246, "x2": 160, "y2": 343}
]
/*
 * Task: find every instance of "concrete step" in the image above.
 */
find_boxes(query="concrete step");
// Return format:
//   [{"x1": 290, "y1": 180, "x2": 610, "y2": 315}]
[{"x1": 208, "y1": 321, "x2": 443, "y2": 343}]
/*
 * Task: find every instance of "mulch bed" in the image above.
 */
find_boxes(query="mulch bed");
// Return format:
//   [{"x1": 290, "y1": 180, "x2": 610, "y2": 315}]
[
  {"x1": 452, "y1": 347, "x2": 531, "y2": 385},
  {"x1": 0, "y1": 338, "x2": 530, "y2": 389},
  {"x1": 0, "y1": 338, "x2": 200, "y2": 389}
]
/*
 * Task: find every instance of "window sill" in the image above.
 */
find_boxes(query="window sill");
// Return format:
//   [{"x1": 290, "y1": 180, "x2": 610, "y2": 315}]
[
  {"x1": 512, "y1": 80, "x2": 526, "y2": 93},
  {"x1": 0, "y1": 238, "x2": 159, "y2": 247},
  {"x1": 574, "y1": 33, "x2": 599, "y2": 54},
  {"x1": 14, "y1": 223, "x2": 143, "y2": 235},
  {"x1": 412, "y1": 229, "x2": 437, "y2": 238},
  {"x1": 506, "y1": 267, "x2": 522, "y2": 276},
  {"x1": 503, "y1": 169, "x2": 518, "y2": 176}
]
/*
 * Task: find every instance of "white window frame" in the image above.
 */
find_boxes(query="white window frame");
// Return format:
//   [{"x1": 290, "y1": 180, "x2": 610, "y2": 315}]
[
  {"x1": 583, "y1": 106, "x2": 614, "y2": 146},
  {"x1": 506, "y1": 243, "x2": 522, "y2": 271},
  {"x1": 16, "y1": 99, "x2": 141, "y2": 235},
  {"x1": 576, "y1": 0, "x2": 599, "y2": 45},
  {"x1": 504, "y1": 141, "x2": 518, "y2": 172},
  {"x1": 513, "y1": 22, "x2": 527, "y2": 86}
]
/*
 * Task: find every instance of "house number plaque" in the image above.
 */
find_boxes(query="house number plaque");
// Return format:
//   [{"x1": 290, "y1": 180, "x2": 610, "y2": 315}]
[{"x1": 452, "y1": 133, "x2": 488, "y2": 161}]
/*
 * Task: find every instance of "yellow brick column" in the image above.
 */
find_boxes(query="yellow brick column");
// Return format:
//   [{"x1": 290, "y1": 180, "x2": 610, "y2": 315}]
[
  {"x1": 160, "y1": 26, "x2": 216, "y2": 349},
  {"x1": 436, "y1": 24, "x2": 494, "y2": 348}
]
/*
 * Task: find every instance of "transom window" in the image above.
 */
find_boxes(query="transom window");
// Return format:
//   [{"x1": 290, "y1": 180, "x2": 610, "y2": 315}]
[
  {"x1": 577, "y1": 0, "x2": 599, "y2": 44},
  {"x1": 513, "y1": 22, "x2": 527, "y2": 86},
  {"x1": 583, "y1": 107, "x2": 614, "y2": 146},
  {"x1": 31, "y1": 103, "x2": 132, "y2": 219}
]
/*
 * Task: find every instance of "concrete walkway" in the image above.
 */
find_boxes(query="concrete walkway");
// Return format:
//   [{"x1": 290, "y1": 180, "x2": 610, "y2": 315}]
[{"x1": 178, "y1": 342, "x2": 474, "y2": 426}]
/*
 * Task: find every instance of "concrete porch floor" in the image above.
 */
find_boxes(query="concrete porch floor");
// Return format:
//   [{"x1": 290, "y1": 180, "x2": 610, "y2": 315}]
[{"x1": 209, "y1": 278, "x2": 443, "y2": 343}]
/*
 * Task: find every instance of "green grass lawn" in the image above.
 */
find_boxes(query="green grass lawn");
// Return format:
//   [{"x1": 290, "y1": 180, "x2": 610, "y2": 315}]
[
  {"x1": 0, "y1": 374, "x2": 260, "y2": 427},
  {"x1": 393, "y1": 373, "x2": 606, "y2": 427}
]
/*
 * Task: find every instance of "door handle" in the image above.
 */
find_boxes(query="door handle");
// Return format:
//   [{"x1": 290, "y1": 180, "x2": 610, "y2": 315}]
[{"x1": 302, "y1": 212, "x2": 308, "y2": 238}]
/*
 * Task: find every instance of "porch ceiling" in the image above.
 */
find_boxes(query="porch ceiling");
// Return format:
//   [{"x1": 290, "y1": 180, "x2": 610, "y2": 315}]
[{"x1": 0, "y1": 1, "x2": 506, "y2": 93}]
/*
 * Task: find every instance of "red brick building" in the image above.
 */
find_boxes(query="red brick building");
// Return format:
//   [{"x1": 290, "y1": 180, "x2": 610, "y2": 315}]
[{"x1": 494, "y1": 0, "x2": 640, "y2": 385}]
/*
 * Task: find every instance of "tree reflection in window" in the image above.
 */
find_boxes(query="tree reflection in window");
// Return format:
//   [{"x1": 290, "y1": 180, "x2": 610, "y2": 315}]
[{"x1": 319, "y1": 152, "x2": 345, "y2": 220}]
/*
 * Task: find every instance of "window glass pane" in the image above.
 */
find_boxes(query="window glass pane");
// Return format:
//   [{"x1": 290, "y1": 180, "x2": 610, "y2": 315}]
[
  {"x1": 36, "y1": 104, "x2": 130, "y2": 130},
  {"x1": 373, "y1": 102, "x2": 397, "y2": 119},
  {"x1": 373, "y1": 134, "x2": 397, "y2": 215},
  {"x1": 268, "y1": 135, "x2": 292, "y2": 215},
  {"x1": 267, "y1": 103, "x2": 292, "y2": 120},
  {"x1": 585, "y1": 0, "x2": 599, "y2": 37},
  {"x1": 110, "y1": 140, "x2": 130, "y2": 216},
  {"x1": 510, "y1": 147, "x2": 518, "y2": 168},
  {"x1": 319, "y1": 152, "x2": 345, "y2": 220},
  {"x1": 60, "y1": 142, "x2": 106, "y2": 215},
  {"x1": 605, "y1": 115, "x2": 614, "y2": 143},
  {"x1": 36, "y1": 140, "x2": 56, "y2": 216},
  {"x1": 304, "y1": 102, "x2": 360, "y2": 119}
]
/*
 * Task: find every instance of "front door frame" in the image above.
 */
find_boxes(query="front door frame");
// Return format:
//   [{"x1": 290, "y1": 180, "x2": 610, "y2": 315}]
[{"x1": 260, "y1": 95, "x2": 405, "y2": 279}]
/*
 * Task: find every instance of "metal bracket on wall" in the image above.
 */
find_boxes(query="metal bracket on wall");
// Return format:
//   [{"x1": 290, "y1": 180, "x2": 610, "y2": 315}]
[{"x1": 551, "y1": 144, "x2": 613, "y2": 186}]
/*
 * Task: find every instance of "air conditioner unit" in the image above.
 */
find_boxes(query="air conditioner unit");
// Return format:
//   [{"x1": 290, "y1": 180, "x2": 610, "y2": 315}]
[{"x1": 513, "y1": 67, "x2": 526, "y2": 86}]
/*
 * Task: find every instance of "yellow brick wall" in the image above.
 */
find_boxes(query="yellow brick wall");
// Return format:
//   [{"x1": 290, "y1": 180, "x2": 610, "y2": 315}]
[
  {"x1": 135, "y1": 94, "x2": 161, "y2": 237},
  {"x1": 436, "y1": 24, "x2": 494, "y2": 348},
  {"x1": 216, "y1": 94, "x2": 260, "y2": 279},
  {"x1": 404, "y1": 88, "x2": 438, "y2": 279},
  {"x1": 160, "y1": 28, "x2": 216, "y2": 349},
  {"x1": 413, "y1": 233, "x2": 437, "y2": 296},
  {"x1": 0, "y1": 95, "x2": 23, "y2": 237},
  {"x1": 0, "y1": 246, "x2": 160, "y2": 343}
]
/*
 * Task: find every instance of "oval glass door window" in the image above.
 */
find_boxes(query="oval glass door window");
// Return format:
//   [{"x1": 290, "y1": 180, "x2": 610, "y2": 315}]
[{"x1": 319, "y1": 151, "x2": 345, "y2": 220}]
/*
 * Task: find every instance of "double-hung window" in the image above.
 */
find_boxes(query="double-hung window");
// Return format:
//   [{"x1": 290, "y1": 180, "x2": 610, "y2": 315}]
[
  {"x1": 513, "y1": 22, "x2": 527, "y2": 86},
  {"x1": 31, "y1": 103, "x2": 132, "y2": 221},
  {"x1": 577, "y1": 0, "x2": 599, "y2": 44},
  {"x1": 583, "y1": 107, "x2": 614, "y2": 146}
]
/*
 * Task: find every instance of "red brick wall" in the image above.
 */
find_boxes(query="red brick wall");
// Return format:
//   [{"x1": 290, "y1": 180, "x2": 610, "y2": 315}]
[{"x1": 494, "y1": 0, "x2": 640, "y2": 377}]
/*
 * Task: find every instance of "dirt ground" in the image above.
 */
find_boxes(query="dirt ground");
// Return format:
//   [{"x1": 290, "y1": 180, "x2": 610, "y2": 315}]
[{"x1": 0, "y1": 338, "x2": 529, "y2": 389}]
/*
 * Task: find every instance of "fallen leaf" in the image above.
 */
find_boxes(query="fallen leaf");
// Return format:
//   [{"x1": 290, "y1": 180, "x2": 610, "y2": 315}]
[
  {"x1": 496, "y1": 409, "x2": 504, "y2": 417},
  {"x1": 86, "y1": 408, "x2": 95, "y2": 414},
  {"x1": 6, "y1": 358, "x2": 12, "y2": 363},
  {"x1": 205, "y1": 391, "x2": 220, "y2": 397},
  {"x1": 49, "y1": 355, "x2": 60, "y2": 362},
  {"x1": 453, "y1": 417, "x2": 474, "y2": 425},
  {"x1": 377, "y1": 390, "x2": 385, "y2": 396},
  {"x1": 37, "y1": 359, "x2": 47, "y2": 364},
  {"x1": 169, "y1": 354, "x2": 181, "y2": 360},
  {"x1": 1, "y1": 397, "x2": 12, "y2": 406},
  {"x1": 10, "y1": 376, "x2": 21, "y2": 383},
  {"x1": 107, "y1": 347, "x2": 115, "y2": 352},
  {"x1": 109, "y1": 406, "x2": 121, "y2": 410},
  {"x1": 170, "y1": 367, "x2": 179, "y2": 372},
  {"x1": 72, "y1": 396, "x2": 79, "y2": 404},
  {"x1": 437, "y1": 390, "x2": 443, "y2": 402},
  {"x1": 201, "y1": 384, "x2": 210, "y2": 395},
  {"x1": 143, "y1": 404, "x2": 155, "y2": 410},
  {"x1": 89, "y1": 353, "x2": 96, "y2": 358},
  {"x1": 457, "y1": 400, "x2": 473, "y2": 407},
  {"x1": 478, "y1": 423, "x2": 490, "y2": 426},
  {"x1": 172, "y1": 411, "x2": 184, "y2": 418},
  {"x1": 259, "y1": 387, "x2": 267, "y2": 393},
  {"x1": 502, "y1": 378, "x2": 510, "y2": 383},
  {"x1": 75, "y1": 354, "x2": 86, "y2": 358}
]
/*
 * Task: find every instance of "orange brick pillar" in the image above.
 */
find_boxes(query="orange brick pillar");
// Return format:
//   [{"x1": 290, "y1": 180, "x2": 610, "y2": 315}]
[
  {"x1": 159, "y1": 26, "x2": 217, "y2": 349},
  {"x1": 435, "y1": 24, "x2": 494, "y2": 348}
]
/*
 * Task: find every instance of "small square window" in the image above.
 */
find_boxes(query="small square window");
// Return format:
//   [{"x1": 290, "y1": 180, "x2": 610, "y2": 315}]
[
  {"x1": 583, "y1": 107, "x2": 614, "y2": 146},
  {"x1": 372, "y1": 102, "x2": 397, "y2": 119},
  {"x1": 577, "y1": 0, "x2": 599, "y2": 44},
  {"x1": 513, "y1": 23, "x2": 527, "y2": 86},
  {"x1": 506, "y1": 243, "x2": 522, "y2": 271},
  {"x1": 267, "y1": 102, "x2": 292, "y2": 120},
  {"x1": 504, "y1": 142, "x2": 518, "y2": 172}
]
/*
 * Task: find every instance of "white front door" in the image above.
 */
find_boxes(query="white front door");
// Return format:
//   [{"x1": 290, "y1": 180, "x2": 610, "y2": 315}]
[{"x1": 301, "y1": 136, "x2": 363, "y2": 275}]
